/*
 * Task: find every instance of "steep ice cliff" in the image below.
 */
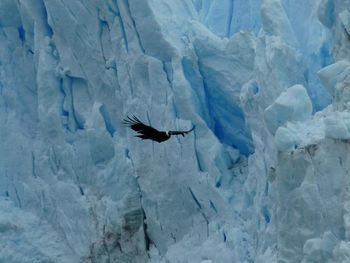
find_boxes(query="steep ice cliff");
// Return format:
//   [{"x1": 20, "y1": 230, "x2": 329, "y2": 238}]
[{"x1": 0, "y1": 0, "x2": 349, "y2": 262}]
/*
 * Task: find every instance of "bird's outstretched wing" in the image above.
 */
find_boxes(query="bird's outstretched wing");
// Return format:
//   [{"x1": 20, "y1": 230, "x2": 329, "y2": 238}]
[
  {"x1": 168, "y1": 126, "x2": 195, "y2": 137},
  {"x1": 123, "y1": 115, "x2": 161, "y2": 136}
]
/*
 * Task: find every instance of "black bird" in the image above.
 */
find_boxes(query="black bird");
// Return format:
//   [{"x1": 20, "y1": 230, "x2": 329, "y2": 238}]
[{"x1": 123, "y1": 115, "x2": 195, "y2": 143}]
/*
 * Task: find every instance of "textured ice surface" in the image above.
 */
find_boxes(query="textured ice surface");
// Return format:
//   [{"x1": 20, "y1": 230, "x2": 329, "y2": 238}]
[
  {"x1": 1, "y1": 0, "x2": 350, "y2": 262},
  {"x1": 264, "y1": 84, "x2": 312, "y2": 135}
]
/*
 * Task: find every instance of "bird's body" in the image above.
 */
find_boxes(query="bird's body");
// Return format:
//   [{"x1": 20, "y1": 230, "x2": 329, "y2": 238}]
[{"x1": 123, "y1": 116, "x2": 194, "y2": 143}]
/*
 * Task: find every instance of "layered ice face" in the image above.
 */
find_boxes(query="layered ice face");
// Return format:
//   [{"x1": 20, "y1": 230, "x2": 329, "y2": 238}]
[{"x1": 1, "y1": 0, "x2": 350, "y2": 262}]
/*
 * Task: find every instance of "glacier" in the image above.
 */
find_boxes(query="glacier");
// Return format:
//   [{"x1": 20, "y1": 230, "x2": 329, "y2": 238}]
[{"x1": 1, "y1": 0, "x2": 350, "y2": 262}]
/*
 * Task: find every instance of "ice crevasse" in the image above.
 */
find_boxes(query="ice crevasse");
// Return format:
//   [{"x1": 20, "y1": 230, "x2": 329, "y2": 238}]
[{"x1": 0, "y1": 0, "x2": 350, "y2": 262}]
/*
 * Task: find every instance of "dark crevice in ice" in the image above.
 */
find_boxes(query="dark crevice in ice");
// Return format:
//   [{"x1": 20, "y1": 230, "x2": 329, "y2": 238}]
[
  {"x1": 193, "y1": 131, "x2": 203, "y2": 172},
  {"x1": 188, "y1": 187, "x2": 202, "y2": 209},
  {"x1": 226, "y1": 0, "x2": 234, "y2": 37},
  {"x1": 32, "y1": 152, "x2": 37, "y2": 178},
  {"x1": 18, "y1": 26, "x2": 26, "y2": 42},
  {"x1": 124, "y1": 0, "x2": 146, "y2": 53},
  {"x1": 42, "y1": 0, "x2": 54, "y2": 37},
  {"x1": 209, "y1": 200, "x2": 218, "y2": 214},
  {"x1": 115, "y1": 2, "x2": 129, "y2": 52},
  {"x1": 99, "y1": 104, "x2": 116, "y2": 137}
]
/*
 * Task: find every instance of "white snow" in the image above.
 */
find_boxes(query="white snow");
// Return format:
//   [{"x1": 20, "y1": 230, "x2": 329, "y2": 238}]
[{"x1": 264, "y1": 84, "x2": 312, "y2": 135}]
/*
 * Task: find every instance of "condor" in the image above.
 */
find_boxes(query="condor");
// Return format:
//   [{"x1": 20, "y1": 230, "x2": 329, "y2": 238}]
[{"x1": 123, "y1": 116, "x2": 195, "y2": 143}]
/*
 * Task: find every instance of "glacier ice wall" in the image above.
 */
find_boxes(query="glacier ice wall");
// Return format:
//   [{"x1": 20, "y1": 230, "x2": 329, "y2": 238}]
[{"x1": 1, "y1": 0, "x2": 350, "y2": 262}]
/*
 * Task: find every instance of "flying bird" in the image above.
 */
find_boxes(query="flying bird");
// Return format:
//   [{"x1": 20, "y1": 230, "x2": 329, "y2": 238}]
[{"x1": 123, "y1": 115, "x2": 195, "y2": 143}]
